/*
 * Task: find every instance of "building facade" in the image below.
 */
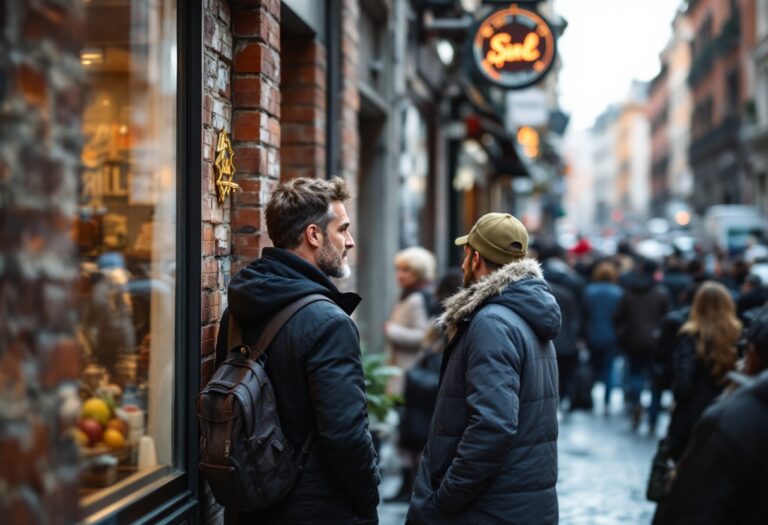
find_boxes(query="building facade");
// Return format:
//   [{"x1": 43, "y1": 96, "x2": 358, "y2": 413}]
[
  {"x1": 664, "y1": 10, "x2": 694, "y2": 206},
  {"x1": 748, "y1": 0, "x2": 768, "y2": 214},
  {"x1": 590, "y1": 105, "x2": 620, "y2": 228},
  {"x1": 648, "y1": 8, "x2": 694, "y2": 220},
  {"x1": 648, "y1": 65, "x2": 670, "y2": 217},
  {"x1": 615, "y1": 82, "x2": 651, "y2": 222},
  {"x1": 687, "y1": 0, "x2": 751, "y2": 212}
]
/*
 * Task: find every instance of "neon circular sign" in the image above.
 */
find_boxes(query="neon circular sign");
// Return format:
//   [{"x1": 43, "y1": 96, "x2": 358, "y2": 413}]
[{"x1": 473, "y1": 5, "x2": 557, "y2": 90}]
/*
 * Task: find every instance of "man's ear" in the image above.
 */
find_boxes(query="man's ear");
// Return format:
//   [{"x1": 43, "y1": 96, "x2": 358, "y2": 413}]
[
  {"x1": 471, "y1": 250, "x2": 482, "y2": 272},
  {"x1": 305, "y1": 224, "x2": 322, "y2": 248}
]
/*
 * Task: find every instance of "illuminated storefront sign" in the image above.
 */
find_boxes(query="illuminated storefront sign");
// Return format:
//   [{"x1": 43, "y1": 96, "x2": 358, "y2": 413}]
[{"x1": 473, "y1": 5, "x2": 557, "y2": 89}]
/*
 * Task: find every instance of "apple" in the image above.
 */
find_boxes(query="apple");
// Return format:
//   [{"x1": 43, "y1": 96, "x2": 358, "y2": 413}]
[{"x1": 78, "y1": 418, "x2": 104, "y2": 447}]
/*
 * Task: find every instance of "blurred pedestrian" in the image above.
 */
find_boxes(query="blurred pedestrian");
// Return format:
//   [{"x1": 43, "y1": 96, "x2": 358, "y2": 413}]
[
  {"x1": 615, "y1": 258, "x2": 670, "y2": 429},
  {"x1": 390, "y1": 269, "x2": 463, "y2": 503},
  {"x1": 737, "y1": 271, "x2": 768, "y2": 321},
  {"x1": 407, "y1": 213, "x2": 560, "y2": 524},
  {"x1": 653, "y1": 350, "x2": 768, "y2": 525},
  {"x1": 661, "y1": 254, "x2": 692, "y2": 309},
  {"x1": 583, "y1": 261, "x2": 624, "y2": 413},
  {"x1": 539, "y1": 241, "x2": 584, "y2": 409},
  {"x1": 666, "y1": 281, "x2": 741, "y2": 462},
  {"x1": 384, "y1": 247, "x2": 437, "y2": 396}
]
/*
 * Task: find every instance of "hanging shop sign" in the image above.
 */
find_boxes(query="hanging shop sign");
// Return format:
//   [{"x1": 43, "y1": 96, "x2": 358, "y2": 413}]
[
  {"x1": 472, "y1": 5, "x2": 557, "y2": 90},
  {"x1": 214, "y1": 129, "x2": 240, "y2": 204}
]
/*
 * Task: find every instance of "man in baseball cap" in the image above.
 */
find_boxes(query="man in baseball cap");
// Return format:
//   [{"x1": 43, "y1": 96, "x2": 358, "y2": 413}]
[{"x1": 408, "y1": 212, "x2": 561, "y2": 525}]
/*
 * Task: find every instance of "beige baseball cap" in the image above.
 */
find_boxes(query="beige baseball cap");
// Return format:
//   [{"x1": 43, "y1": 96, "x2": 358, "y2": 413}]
[{"x1": 455, "y1": 212, "x2": 528, "y2": 265}]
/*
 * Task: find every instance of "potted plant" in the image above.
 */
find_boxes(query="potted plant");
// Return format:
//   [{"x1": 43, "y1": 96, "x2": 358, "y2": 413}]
[{"x1": 361, "y1": 350, "x2": 402, "y2": 456}]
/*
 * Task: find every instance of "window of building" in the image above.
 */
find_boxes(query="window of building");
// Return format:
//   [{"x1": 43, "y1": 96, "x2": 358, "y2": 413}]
[
  {"x1": 74, "y1": 0, "x2": 177, "y2": 513},
  {"x1": 399, "y1": 104, "x2": 430, "y2": 247}
]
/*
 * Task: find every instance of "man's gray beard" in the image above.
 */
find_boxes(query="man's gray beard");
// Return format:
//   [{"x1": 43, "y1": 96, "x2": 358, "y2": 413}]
[{"x1": 317, "y1": 246, "x2": 348, "y2": 279}]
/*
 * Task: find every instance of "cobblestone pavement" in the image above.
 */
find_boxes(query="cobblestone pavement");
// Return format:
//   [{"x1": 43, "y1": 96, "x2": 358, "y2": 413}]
[{"x1": 378, "y1": 387, "x2": 667, "y2": 525}]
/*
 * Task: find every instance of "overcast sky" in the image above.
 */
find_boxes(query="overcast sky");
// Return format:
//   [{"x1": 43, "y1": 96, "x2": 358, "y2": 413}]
[{"x1": 554, "y1": 0, "x2": 683, "y2": 131}]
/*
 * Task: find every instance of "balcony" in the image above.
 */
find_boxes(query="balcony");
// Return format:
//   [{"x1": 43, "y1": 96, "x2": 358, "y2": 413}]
[
  {"x1": 689, "y1": 116, "x2": 741, "y2": 163},
  {"x1": 689, "y1": 11, "x2": 740, "y2": 88}
]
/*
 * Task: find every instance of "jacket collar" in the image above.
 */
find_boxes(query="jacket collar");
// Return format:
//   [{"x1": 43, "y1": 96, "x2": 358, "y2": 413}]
[
  {"x1": 439, "y1": 258, "x2": 543, "y2": 339},
  {"x1": 262, "y1": 247, "x2": 361, "y2": 315}
]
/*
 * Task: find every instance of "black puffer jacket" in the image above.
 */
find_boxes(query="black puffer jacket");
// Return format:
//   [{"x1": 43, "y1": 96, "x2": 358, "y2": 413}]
[
  {"x1": 615, "y1": 272, "x2": 669, "y2": 357},
  {"x1": 653, "y1": 370, "x2": 768, "y2": 525},
  {"x1": 407, "y1": 259, "x2": 561, "y2": 525},
  {"x1": 667, "y1": 335, "x2": 726, "y2": 461},
  {"x1": 216, "y1": 248, "x2": 380, "y2": 524}
]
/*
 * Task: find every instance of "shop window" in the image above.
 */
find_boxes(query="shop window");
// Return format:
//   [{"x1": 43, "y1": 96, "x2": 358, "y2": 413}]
[{"x1": 74, "y1": 0, "x2": 177, "y2": 513}]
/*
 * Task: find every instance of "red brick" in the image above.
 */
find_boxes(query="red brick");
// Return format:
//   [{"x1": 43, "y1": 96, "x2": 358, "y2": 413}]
[
  {"x1": 232, "y1": 207, "x2": 265, "y2": 232},
  {"x1": 234, "y1": 42, "x2": 264, "y2": 73},
  {"x1": 233, "y1": 8, "x2": 262, "y2": 38},
  {"x1": 233, "y1": 145, "x2": 267, "y2": 173},
  {"x1": 282, "y1": 105, "x2": 317, "y2": 124},
  {"x1": 232, "y1": 77, "x2": 262, "y2": 108},
  {"x1": 203, "y1": 223, "x2": 214, "y2": 241},
  {"x1": 201, "y1": 354, "x2": 216, "y2": 385},
  {"x1": 232, "y1": 111, "x2": 264, "y2": 142}
]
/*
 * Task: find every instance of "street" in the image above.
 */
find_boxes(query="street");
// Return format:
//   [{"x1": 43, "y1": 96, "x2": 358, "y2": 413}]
[{"x1": 378, "y1": 387, "x2": 667, "y2": 525}]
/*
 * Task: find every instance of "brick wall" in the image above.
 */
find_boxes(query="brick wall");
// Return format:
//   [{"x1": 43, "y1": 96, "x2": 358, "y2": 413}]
[
  {"x1": 201, "y1": 0, "x2": 234, "y2": 389},
  {"x1": 0, "y1": 1, "x2": 84, "y2": 523},
  {"x1": 231, "y1": 0, "x2": 281, "y2": 273},
  {"x1": 281, "y1": 38, "x2": 327, "y2": 181}
]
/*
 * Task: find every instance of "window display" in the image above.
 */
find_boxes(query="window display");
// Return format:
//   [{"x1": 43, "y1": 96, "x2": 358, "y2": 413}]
[{"x1": 74, "y1": 0, "x2": 177, "y2": 504}]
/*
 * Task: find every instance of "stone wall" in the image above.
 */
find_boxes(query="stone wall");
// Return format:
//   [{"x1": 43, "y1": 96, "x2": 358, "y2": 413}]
[{"x1": 0, "y1": 1, "x2": 84, "y2": 523}]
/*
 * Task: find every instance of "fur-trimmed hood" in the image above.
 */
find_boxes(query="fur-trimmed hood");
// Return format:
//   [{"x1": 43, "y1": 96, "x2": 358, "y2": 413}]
[{"x1": 440, "y1": 258, "x2": 561, "y2": 341}]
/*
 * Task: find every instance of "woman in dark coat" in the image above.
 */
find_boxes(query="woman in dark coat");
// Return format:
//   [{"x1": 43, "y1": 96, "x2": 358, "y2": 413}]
[{"x1": 667, "y1": 281, "x2": 741, "y2": 461}]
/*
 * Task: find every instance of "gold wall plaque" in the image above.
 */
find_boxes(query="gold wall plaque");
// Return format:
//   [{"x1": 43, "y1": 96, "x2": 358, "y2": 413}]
[{"x1": 214, "y1": 129, "x2": 240, "y2": 203}]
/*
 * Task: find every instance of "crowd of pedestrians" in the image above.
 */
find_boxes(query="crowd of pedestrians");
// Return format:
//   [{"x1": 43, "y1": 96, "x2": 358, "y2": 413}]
[{"x1": 206, "y1": 175, "x2": 768, "y2": 524}]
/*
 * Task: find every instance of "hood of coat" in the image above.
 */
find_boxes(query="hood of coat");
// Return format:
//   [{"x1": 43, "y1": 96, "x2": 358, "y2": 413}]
[
  {"x1": 439, "y1": 258, "x2": 561, "y2": 342},
  {"x1": 622, "y1": 270, "x2": 657, "y2": 293},
  {"x1": 228, "y1": 247, "x2": 360, "y2": 321}
]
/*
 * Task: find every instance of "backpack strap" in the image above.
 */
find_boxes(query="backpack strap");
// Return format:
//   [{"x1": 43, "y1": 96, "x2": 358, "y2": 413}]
[
  {"x1": 227, "y1": 293, "x2": 331, "y2": 357},
  {"x1": 228, "y1": 293, "x2": 330, "y2": 463}
]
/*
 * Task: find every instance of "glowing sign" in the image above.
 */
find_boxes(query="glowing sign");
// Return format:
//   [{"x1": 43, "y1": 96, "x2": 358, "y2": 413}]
[
  {"x1": 473, "y1": 5, "x2": 557, "y2": 90},
  {"x1": 516, "y1": 126, "x2": 540, "y2": 158}
]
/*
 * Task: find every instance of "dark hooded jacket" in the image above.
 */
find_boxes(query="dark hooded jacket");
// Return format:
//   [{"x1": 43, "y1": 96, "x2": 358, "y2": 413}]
[
  {"x1": 215, "y1": 248, "x2": 379, "y2": 524},
  {"x1": 614, "y1": 272, "x2": 669, "y2": 358},
  {"x1": 407, "y1": 259, "x2": 561, "y2": 525},
  {"x1": 653, "y1": 370, "x2": 768, "y2": 525}
]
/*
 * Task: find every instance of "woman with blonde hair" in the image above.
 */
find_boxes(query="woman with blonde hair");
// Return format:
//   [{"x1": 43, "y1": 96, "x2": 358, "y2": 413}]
[
  {"x1": 384, "y1": 246, "x2": 437, "y2": 502},
  {"x1": 667, "y1": 281, "x2": 741, "y2": 461},
  {"x1": 385, "y1": 246, "x2": 437, "y2": 394}
]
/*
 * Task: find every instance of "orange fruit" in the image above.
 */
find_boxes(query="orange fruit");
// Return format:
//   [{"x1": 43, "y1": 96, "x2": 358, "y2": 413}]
[
  {"x1": 106, "y1": 418, "x2": 128, "y2": 435},
  {"x1": 103, "y1": 428, "x2": 126, "y2": 449}
]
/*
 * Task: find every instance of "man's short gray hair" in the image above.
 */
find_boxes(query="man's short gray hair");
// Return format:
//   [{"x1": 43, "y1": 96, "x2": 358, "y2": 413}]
[{"x1": 265, "y1": 177, "x2": 351, "y2": 249}]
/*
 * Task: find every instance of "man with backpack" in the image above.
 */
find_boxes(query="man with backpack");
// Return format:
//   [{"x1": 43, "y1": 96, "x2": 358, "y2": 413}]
[{"x1": 209, "y1": 177, "x2": 379, "y2": 524}]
